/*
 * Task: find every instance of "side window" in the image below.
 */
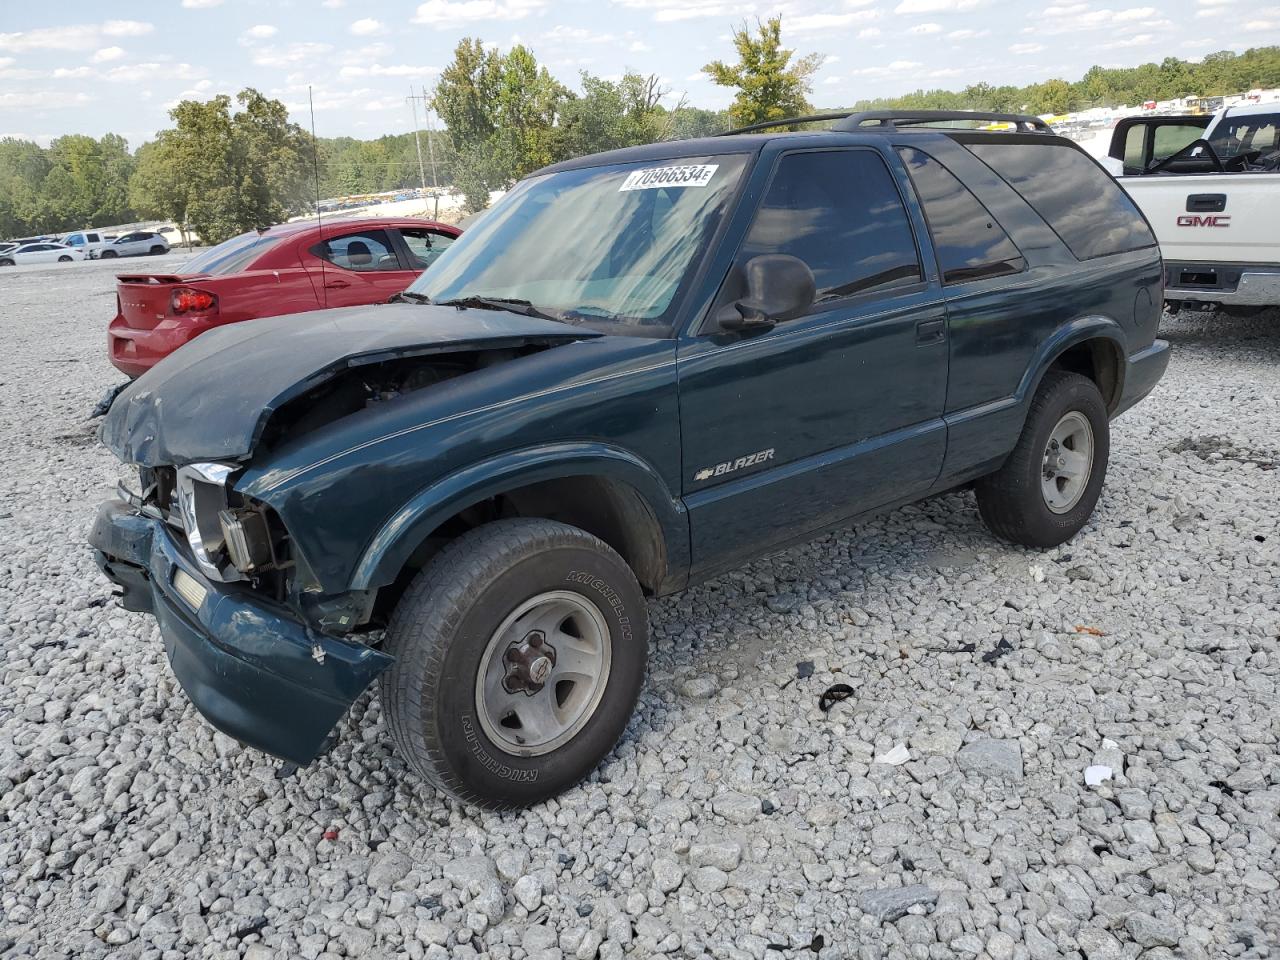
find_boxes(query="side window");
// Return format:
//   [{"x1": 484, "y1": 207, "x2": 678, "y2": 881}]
[
  {"x1": 967, "y1": 141, "x2": 1156, "y2": 260},
  {"x1": 312, "y1": 230, "x2": 402, "y2": 272},
  {"x1": 399, "y1": 228, "x2": 456, "y2": 270},
  {"x1": 1122, "y1": 125, "x2": 1146, "y2": 174},
  {"x1": 897, "y1": 147, "x2": 1025, "y2": 285},
  {"x1": 1152, "y1": 124, "x2": 1207, "y2": 163},
  {"x1": 733, "y1": 150, "x2": 921, "y2": 307},
  {"x1": 66, "y1": 235, "x2": 84, "y2": 246},
  {"x1": 87, "y1": 233, "x2": 100, "y2": 243}
]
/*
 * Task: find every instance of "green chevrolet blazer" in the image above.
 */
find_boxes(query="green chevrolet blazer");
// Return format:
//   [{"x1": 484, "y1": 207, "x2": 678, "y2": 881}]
[{"x1": 91, "y1": 111, "x2": 1170, "y2": 807}]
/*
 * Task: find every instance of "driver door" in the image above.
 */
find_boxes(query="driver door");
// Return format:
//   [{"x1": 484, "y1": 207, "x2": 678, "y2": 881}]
[{"x1": 677, "y1": 147, "x2": 948, "y2": 578}]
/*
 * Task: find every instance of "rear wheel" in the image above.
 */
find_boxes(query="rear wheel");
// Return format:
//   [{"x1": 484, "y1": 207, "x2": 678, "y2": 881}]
[
  {"x1": 975, "y1": 370, "x2": 1109, "y2": 548},
  {"x1": 149, "y1": 246, "x2": 165, "y2": 255},
  {"x1": 58, "y1": 255, "x2": 72, "y2": 262},
  {"x1": 380, "y1": 518, "x2": 648, "y2": 808}
]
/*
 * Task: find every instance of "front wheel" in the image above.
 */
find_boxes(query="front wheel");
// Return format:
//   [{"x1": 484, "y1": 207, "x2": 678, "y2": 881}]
[
  {"x1": 58, "y1": 255, "x2": 73, "y2": 262},
  {"x1": 975, "y1": 370, "x2": 1109, "y2": 548},
  {"x1": 100, "y1": 250, "x2": 117, "y2": 259},
  {"x1": 380, "y1": 518, "x2": 648, "y2": 808},
  {"x1": 0, "y1": 259, "x2": 14, "y2": 267}
]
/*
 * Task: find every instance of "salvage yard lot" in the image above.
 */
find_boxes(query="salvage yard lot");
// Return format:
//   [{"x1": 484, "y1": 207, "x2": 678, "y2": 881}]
[{"x1": 0, "y1": 260, "x2": 1277, "y2": 959}]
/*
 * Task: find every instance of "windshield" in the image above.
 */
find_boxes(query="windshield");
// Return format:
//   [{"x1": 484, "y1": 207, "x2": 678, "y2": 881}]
[
  {"x1": 181, "y1": 231, "x2": 281, "y2": 276},
  {"x1": 407, "y1": 154, "x2": 748, "y2": 334},
  {"x1": 1209, "y1": 112, "x2": 1280, "y2": 159}
]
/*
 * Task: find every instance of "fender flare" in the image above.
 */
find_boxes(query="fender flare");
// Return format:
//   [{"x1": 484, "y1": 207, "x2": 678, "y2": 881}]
[
  {"x1": 350, "y1": 441, "x2": 688, "y2": 592},
  {"x1": 1017, "y1": 315, "x2": 1127, "y2": 411}
]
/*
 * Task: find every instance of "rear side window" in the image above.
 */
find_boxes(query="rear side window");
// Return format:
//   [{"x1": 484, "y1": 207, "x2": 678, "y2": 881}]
[
  {"x1": 312, "y1": 229, "x2": 402, "y2": 272},
  {"x1": 182, "y1": 232, "x2": 281, "y2": 276},
  {"x1": 736, "y1": 149, "x2": 922, "y2": 305},
  {"x1": 897, "y1": 147, "x2": 1024, "y2": 285},
  {"x1": 967, "y1": 141, "x2": 1155, "y2": 260}
]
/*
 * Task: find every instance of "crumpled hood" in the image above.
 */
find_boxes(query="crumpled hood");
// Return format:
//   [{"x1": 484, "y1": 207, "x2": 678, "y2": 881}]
[{"x1": 99, "y1": 303, "x2": 598, "y2": 466}]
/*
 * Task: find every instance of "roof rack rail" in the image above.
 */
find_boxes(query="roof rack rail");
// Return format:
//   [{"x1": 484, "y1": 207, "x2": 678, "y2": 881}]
[
  {"x1": 840, "y1": 110, "x2": 1053, "y2": 132},
  {"x1": 715, "y1": 109, "x2": 1053, "y2": 137}
]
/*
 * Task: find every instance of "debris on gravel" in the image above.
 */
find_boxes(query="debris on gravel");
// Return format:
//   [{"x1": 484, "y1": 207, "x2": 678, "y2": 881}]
[{"x1": 1, "y1": 266, "x2": 1277, "y2": 959}]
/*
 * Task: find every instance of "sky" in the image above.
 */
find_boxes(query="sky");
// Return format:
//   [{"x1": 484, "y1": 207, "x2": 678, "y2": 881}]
[{"x1": 1, "y1": 0, "x2": 1278, "y2": 149}]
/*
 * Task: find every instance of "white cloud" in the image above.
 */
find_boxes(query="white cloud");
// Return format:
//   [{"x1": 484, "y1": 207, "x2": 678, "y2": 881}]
[
  {"x1": 101, "y1": 21, "x2": 154, "y2": 38},
  {"x1": 948, "y1": 27, "x2": 989, "y2": 38},
  {"x1": 0, "y1": 20, "x2": 152, "y2": 53},
  {"x1": 542, "y1": 25, "x2": 616, "y2": 42},
  {"x1": 611, "y1": 0, "x2": 753, "y2": 23},
  {"x1": 91, "y1": 46, "x2": 125, "y2": 63},
  {"x1": 322, "y1": 0, "x2": 346, "y2": 6},
  {"x1": 251, "y1": 42, "x2": 335, "y2": 68},
  {"x1": 245, "y1": 25, "x2": 278, "y2": 40},
  {"x1": 338, "y1": 63, "x2": 441, "y2": 78},
  {"x1": 105, "y1": 61, "x2": 208, "y2": 83},
  {"x1": 181, "y1": 0, "x2": 224, "y2": 7},
  {"x1": 412, "y1": 0, "x2": 547, "y2": 25},
  {"x1": 894, "y1": 0, "x2": 980, "y2": 12},
  {"x1": 858, "y1": 26, "x2": 882, "y2": 37},
  {"x1": 790, "y1": 9, "x2": 880, "y2": 31},
  {"x1": 1041, "y1": 3, "x2": 1087, "y2": 13},
  {"x1": 1009, "y1": 42, "x2": 1044, "y2": 53},
  {"x1": 0, "y1": 90, "x2": 94, "y2": 110},
  {"x1": 1103, "y1": 32, "x2": 1155, "y2": 47},
  {"x1": 1197, "y1": 0, "x2": 1232, "y2": 5},
  {"x1": 350, "y1": 18, "x2": 387, "y2": 35},
  {"x1": 908, "y1": 22, "x2": 943, "y2": 33},
  {"x1": 53, "y1": 66, "x2": 92, "y2": 78},
  {"x1": 851, "y1": 59, "x2": 923, "y2": 76},
  {"x1": 1244, "y1": 17, "x2": 1277, "y2": 27},
  {"x1": 1113, "y1": 6, "x2": 1156, "y2": 19},
  {"x1": 629, "y1": 39, "x2": 652, "y2": 52}
]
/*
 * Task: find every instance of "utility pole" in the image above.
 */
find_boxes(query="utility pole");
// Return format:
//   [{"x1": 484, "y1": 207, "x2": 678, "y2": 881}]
[
  {"x1": 407, "y1": 85, "x2": 428, "y2": 195},
  {"x1": 422, "y1": 84, "x2": 441, "y2": 219}
]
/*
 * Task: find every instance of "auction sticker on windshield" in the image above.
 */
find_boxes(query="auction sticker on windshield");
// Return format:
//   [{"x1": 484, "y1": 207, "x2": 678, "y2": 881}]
[{"x1": 620, "y1": 164, "x2": 719, "y2": 191}]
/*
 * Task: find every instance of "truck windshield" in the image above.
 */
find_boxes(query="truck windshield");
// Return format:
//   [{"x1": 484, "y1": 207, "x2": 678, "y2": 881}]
[
  {"x1": 406, "y1": 154, "x2": 748, "y2": 334},
  {"x1": 1209, "y1": 112, "x2": 1280, "y2": 159}
]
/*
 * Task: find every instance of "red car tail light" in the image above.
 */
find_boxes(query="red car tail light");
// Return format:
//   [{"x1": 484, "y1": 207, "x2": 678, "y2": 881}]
[{"x1": 171, "y1": 287, "x2": 217, "y2": 314}]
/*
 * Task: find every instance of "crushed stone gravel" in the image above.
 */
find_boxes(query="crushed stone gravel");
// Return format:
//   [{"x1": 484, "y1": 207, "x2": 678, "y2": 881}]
[{"x1": 1, "y1": 259, "x2": 1277, "y2": 959}]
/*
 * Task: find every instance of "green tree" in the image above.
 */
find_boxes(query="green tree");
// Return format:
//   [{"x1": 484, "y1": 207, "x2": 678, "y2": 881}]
[
  {"x1": 702, "y1": 16, "x2": 824, "y2": 129},
  {"x1": 129, "y1": 88, "x2": 314, "y2": 245}
]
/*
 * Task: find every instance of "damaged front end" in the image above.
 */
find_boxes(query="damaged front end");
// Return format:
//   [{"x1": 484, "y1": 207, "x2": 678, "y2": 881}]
[
  {"x1": 90, "y1": 303, "x2": 599, "y2": 765},
  {"x1": 91, "y1": 459, "x2": 393, "y2": 766}
]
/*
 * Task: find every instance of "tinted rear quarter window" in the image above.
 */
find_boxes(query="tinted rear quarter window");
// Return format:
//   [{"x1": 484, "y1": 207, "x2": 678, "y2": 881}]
[
  {"x1": 897, "y1": 147, "x2": 1024, "y2": 285},
  {"x1": 966, "y1": 141, "x2": 1156, "y2": 260},
  {"x1": 182, "y1": 232, "x2": 282, "y2": 276},
  {"x1": 735, "y1": 149, "x2": 922, "y2": 305}
]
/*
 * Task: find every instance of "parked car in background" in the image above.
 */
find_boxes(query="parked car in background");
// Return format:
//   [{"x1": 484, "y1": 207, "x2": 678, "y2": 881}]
[
  {"x1": 0, "y1": 242, "x2": 84, "y2": 266},
  {"x1": 60, "y1": 230, "x2": 112, "y2": 259},
  {"x1": 99, "y1": 231, "x2": 170, "y2": 259},
  {"x1": 92, "y1": 111, "x2": 1168, "y2": 807},
  {"x1": 108, "y1": 217, "x2": 461, "y2": 377},
  {"x1": 1107, "y1": 102, "x2": 1280, "y2": 313}
]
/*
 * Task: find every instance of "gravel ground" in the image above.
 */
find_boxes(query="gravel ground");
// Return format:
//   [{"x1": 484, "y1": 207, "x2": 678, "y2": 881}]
[{"x1": 1, "y1": 259, "x2": 1278, "y2": 960}]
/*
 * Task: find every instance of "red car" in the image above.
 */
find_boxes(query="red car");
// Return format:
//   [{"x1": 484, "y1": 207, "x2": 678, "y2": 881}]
[{"x1": 108, "y1": 217, "x2": 461, "y2": 378}]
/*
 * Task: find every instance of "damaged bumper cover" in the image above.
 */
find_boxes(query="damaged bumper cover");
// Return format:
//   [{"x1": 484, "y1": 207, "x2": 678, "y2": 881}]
[{"x1": 89, "y1": 499, "x2": 393, "y2": 765}]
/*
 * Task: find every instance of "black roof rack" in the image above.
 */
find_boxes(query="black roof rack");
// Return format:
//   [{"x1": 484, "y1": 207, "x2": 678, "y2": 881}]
[{"x1": 716, "y1": 109, "x2": 1053, "y2": 137}]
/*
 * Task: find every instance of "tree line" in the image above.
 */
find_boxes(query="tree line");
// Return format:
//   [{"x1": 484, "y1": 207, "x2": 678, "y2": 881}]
[{"x1": 3, "y1": 29, "x2": 1278, "y2": 243}]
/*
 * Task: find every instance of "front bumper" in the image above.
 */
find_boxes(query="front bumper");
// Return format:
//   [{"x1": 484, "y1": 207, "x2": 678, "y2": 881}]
[
  {"x1": 89, "y1": 499, "x2": 393, "y2": 765},
  {"x1": 1113, "y1": 338, "x2": 1170, "y2": 419},
  {"x1": 1164, "y1": 261, "x2": 1280, "y2": 307}
]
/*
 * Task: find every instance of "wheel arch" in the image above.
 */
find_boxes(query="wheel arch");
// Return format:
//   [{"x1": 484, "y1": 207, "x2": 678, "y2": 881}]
[
  {"x1": 1023, "y1": 317, "x2": 1126, "y2": 415},
  {"x1": 351, "y1": 442, "x2": 689, "y2": 599}
]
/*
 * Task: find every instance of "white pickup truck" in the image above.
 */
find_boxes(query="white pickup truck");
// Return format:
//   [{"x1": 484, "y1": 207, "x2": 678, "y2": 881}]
[{"x1": 1106, "y1": 102, "x2": 1280, "y2": 314}]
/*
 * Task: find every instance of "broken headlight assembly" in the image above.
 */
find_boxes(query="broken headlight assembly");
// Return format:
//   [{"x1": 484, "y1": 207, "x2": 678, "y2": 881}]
[{"x1": 174, "y1": 463, "x2": 284, "y2": 582}]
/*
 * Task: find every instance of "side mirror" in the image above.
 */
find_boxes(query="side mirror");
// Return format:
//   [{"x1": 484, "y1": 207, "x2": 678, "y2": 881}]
[{"x1": 718, "y1": 254, "x2": 816, "y2": 332}]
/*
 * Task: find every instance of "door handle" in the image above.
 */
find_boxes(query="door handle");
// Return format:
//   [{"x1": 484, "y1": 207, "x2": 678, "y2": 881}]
[
  {"x1": 916, "y1": 318, "x2": 945, "y2": 345},
  {"x1": 324, "y1": 279, "x2": 350, "y2": 289}
]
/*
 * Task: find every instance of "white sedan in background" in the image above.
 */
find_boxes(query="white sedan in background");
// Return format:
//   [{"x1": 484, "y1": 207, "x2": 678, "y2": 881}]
[
  {"x1": 97, "y1": 231, "x2": 170, "y2": 259},
  {"x1": 0, "y1": 242, "x2": 85, "y2": 266}
]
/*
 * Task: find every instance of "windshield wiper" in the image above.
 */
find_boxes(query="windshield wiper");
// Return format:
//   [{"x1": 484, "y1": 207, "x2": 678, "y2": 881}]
[
  {"x1": 438, "y1": 295, "x2": 565, "y2": 324},
  {"x1": 388, "y1": 290, "x2": 432, "y2": 304}
]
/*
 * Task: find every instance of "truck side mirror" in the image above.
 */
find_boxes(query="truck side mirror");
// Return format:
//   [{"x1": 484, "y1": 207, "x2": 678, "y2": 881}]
[{"x1": 718, "y1": 254, "x2": 816, "y2": 332}]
